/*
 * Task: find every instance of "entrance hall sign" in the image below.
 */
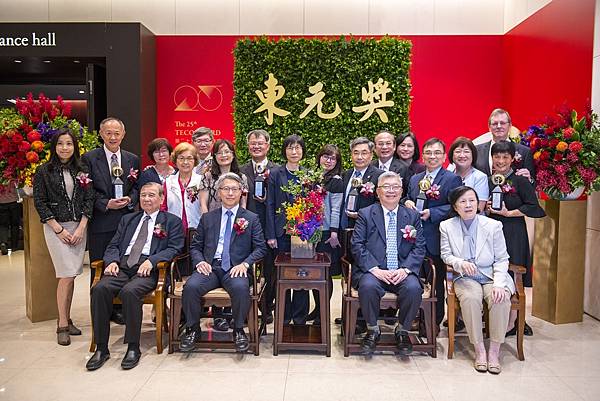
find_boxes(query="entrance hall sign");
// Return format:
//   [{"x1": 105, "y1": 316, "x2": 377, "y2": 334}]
[
  {"x1": 233, "y1": 36, "x2": 412, "y2": 165},
  {"x1": 0, "y1": 32, "x2": 56, "y2": 47}
]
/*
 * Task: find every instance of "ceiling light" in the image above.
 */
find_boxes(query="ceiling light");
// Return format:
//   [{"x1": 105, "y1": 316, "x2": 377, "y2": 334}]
[
  {"x1": 14, "y1": 60, "x2": 22, "y2": 63},
  {"x1": 43, "y1": 60, "x2": 51, "y2": 63},
  {"x1": 73, "y1": 60, "x2": 80, "y2": 63},
  {"x1": 78, "y1": 90, "x2": 85, "y2": 94}
]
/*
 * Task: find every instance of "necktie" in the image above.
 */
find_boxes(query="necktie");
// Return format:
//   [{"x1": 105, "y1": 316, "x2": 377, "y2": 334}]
[
  {"x1": 380, "y1": 163, "x2": 387, "y2": 171},
  {"x1": 221, "y1": 210, "x2": 233, "y2": 271},
  {"x1": 386, "y1": 211, "x2": 398, "y2": 270},
  {"x1": 128, "y1": 216, "x2": 150, "y2": 267}
]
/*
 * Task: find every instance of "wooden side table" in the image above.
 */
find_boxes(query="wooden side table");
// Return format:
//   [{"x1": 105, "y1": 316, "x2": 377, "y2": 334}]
[{"x1": 273, "y1": 252, "x2": 331, "y2": 356}]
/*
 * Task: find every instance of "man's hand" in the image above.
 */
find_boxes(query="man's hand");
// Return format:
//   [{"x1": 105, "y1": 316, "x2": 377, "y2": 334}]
[
  {"x1": 420, "y1": 209, "x2": 431, "y2": 221},
  {"x1": 515, "y1": 168, "x2": 531, "y2": 180},
  {"x1": 107, "y1": 197, "x2": 130, "y2": 210},
  {"x1": 104, "y1": 262, "x2": 119, "y2": 276},
  {"x1": 370, "y1": 268, "x2": 392, "y2": 284},
  {"x1": 491, "y1": 287, "x2": 510, "y2": 304},
  {"x1": 405, "y1": 200, "x2": 416, "y2": 210},
  {"x1": 345, "y1": 210, "x2": 358, "y2": 220},
  {"x1": 137, "y1": 260, "x2": 153, "y2": 277},
  {"x1": 325, "y1": 232, "x2": 341, "y2": 248},
  {"x1": 460, "y1": 261, "x2": 478, "y2": 276},
  {"x1": 196, "y1": 261, "x2": 212, "y2": 275},
  {"x1": 389, "y1": 269, "x2": 408, "y2": 285},
  {"x1": 267, "y1": 239, "x2": 278, "y2": 249},
  {"x1": 230, "y1": 263, "x2": 248, "y2": 278}
]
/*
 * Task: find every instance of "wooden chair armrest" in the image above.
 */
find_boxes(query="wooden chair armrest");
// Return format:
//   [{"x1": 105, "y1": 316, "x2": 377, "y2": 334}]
[
  {"x1": 155, "y1": 261, "x2": 169, "y2": 294},
  {"x1": 340, "y1": 256, "x2": 353, "y2": 297},
  {"x1": 509, "y1": 263, "x2": 526, "y2": 297},
  {"x1": 169, "y1": 252, "x2": 190, "y2": 294},
  {"x1": 251, "y1": 259, "x2": 261, "y2": 296},
  {"x1": 91, "y1": 260, "x2": 104, "y2": 287}
]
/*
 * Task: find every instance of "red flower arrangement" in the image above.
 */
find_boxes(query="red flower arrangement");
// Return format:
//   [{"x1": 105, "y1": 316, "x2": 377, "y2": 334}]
[
  {"x1": 233, "y1": 218, "x2": 249, "y2": 234},
  {"x1": 519, "y1": 105, "x2": 600, "y2": 198},
  {"x1": 425, "y1": 184, "x2": 441, "y2": 200},
  {"x1": 153, "y1": 223, "x2": 167, "y2": 239},
  {"x1": 76, "y1": 172, "x2": 93, "y2": 189}
]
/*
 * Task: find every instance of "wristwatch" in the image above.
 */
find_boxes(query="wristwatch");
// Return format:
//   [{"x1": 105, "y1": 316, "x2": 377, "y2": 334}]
[
  {"x1": 242, "y1": 262, "x2": 250, "y2": 269},
  {"x1": 403, "y1": 268, "x2": 411, "y2": 275}
]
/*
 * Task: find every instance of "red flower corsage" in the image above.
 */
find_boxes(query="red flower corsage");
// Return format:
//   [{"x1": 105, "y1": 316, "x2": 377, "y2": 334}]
[
  {"x1": 76, "y1": 172, "x2": 92, "y2": 189},
  {"x1": 501, "y1": 182, "x2": 516, "y2": 194},
  {"x1": 425, "y1": 184, "x2": 441, "y2": 200},
  {"x1": 402, "y1": 225, "x2": 417, "y2": 242},
  {"x1": 360, "y1": 182, "x2": 375, "y2": 197},
  {"x1": 186, "y1": 185, "x2": 201, "y2": 203},
  {"x1": 153, "y1": 223, "x2": 167, "y2": 238},
  {"x1": 233, "y1": 218, "x2": 249, "y2": 234},
  {"x1": 127, "y1": 168, "x2": 139, "y2": 183}
]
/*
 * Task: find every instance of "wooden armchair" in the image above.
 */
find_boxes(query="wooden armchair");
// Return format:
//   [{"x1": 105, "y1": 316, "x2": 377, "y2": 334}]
[
  {"x1": 88, "y1": 259, "x2": 169, "y2": 354},
  {"x1": 446, "y1": 263, "x2": 526, "y2": 360},
  {"x1": 340, "y1": 228, "x2": 438, "y2": 357},
  {"x1": 167, "y1": 229, "x2": 264, "y2": 355}
]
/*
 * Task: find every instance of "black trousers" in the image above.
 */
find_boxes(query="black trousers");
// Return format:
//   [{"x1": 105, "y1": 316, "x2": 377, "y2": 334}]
[
  {"x1": 277, "y1": 236, "x2": 308, "y2": 324},
  {"x1": 182, "y1": 265, "x2": 251, "y2": 330},
  {"x1": 90, "y1": 260, "x2": 157, "y2": 346},
  {"x1": 357, "y1": 272, "x2": 422, "y2": 330},
  {"x1": 261, "y1": 246, "x2": 277, "y2": 312},
  {"x1": 0, "y1": 202, "x2": 22, "y2": 249},
  {"x1": 88, "y1": 231, "x2": 117, "y2": 286}
]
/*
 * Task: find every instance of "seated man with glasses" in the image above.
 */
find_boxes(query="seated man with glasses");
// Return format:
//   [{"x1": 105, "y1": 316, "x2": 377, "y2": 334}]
[
  {"x1": 474, "y1": 108, "x2": 535, "y2": 179},
  {"x1": 351, "y1": 171, "x2": 426, "y2": 355},
  {"x1": 191, "y1": 127, "x2": 215, "y2": 175},
  {"x1": 179, "y1": 173, "x2": 267, "y2": 352}
]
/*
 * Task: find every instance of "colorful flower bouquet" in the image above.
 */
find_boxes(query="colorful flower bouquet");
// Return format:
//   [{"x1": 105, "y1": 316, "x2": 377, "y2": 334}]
[
  {"x1": 0, "y1": 93, "x2": 100, "y2": 191},
  {"x1": 519, "y1": 106, "x2": 600, "y2": 199},
  {"x1": 280, "y1": 169, "x2": 327, "y2": 244}
]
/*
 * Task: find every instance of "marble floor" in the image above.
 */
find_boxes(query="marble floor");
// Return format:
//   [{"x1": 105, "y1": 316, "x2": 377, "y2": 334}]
[{"x1": 1, "y1": 251, "x2": 599, "y2": 401}]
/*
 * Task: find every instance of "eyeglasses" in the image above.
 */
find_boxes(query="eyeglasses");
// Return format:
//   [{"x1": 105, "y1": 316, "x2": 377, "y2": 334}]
[
  {"x1": 219, "y1": 186, "x2": 241, "y2": 193},
  {"x1": 153, "y1": 148, "x2": 169, "y2": 155},
  {"x1": 490, "y1": 121, "x2": 509, "y2": 127},
  {"x1": 423, "y1": 151, "x2": 444, "y2": 157},
  {"x1": 380, "y1": 184, "x2": 402, "y2": 192},
  {"x1": 321, "y1": 155, "x2": 336, "y2": 162},
  {"x1": 286, "y1": 145, "x2": 302, "y2": 152},
  {"x1": 193, "y1": 138, "x2": 212, "y2": 144},
  {"x1": 216, "y1": 150, "x2": 232, "y2": 156},
  {"x1": 177, "y1": 156, "x2": 195, "y2": 162},
  {"x1": 249, "y1": 141, "x2": 267, "y2": 147}
]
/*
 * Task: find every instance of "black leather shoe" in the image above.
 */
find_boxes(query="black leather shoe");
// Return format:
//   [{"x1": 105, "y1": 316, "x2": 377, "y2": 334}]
[
  {"x1": 213, "y1": 318, "x2": 230, "y2": 332},
  {"x1": 234, "y1": 329, "x2": 250, "y2": 353},
  {"x1": 262, "y1": 312, "x2": 274, "y2": 325},
  {"x1": 306, "y1": 309, "x2": 319, "y2": 322},
  {"x1": 86, "y1": 350, "x2": 110, "y2": 371},
  {"x1": 361, "y1": 329, "x2": 380, "y2": 355},
  {"x1": 383, "y1": 308, "x2": 397, "y2": 325},
  {"x1": 110, "y1": 311, "x2": 125, "y2": 325},
  {"x1": 0, "y1": 243, "x2": 8, "y2": 255},
  {"x1": 506, "y1": 321, "x2": 533, "y2": 337},
  {"x1": 395, "y1": 330, "x2": 413, "y2": 355},
  {"x1": 334, "y1": 317, "x2": 343, "y2": 325},
  {"x1": 355, "y1": 321, "x2": 367, "y2": 335},
  {"x1": 121, "y1": 349, "x2": 141, "y2": 370},
  {"x1": 179, "y1": 327, "x2": 200, "y2": 352}
]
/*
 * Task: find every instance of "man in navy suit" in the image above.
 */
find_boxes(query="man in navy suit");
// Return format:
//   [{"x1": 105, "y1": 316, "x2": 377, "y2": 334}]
[
  {"x1": 86, "y1": 182, "x2": 184, "y2": 371},
  {"x1": 404, "y1": 138, "x2": 463, "y2": 326},
  {"x1": 475, "y1": 108, "x2": 535, "y2": 180},
  {"x1": 180, "y1": 173, "x2": 267, "y2": 353},
  {"x1": 352, "y1": 171, "x2": 426, "y2": 355}
]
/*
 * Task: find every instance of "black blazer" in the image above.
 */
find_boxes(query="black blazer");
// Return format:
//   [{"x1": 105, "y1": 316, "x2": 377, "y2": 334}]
[
  {"x1": 475, "y1": 140, "x2": 535, "y2": 178},
  {"x1": 33, "y1": 161, "x2": 94, "y2": 223},
  {"x1": 103, "y1": 210, "x2": 184, "y2": 268},
  {"x1": 239, "y1": 160, "x2": 278, "y2": 231},
  {"x1": 339, "y1": 164, "x2": 383, "y2": 229},
  {"x1": 81, "y1": 147, "x2": 140, "y2": 234},
  {"x1": 265, "y1": 165, "x2": 304, "y2": 240},
  {"x1": 191, "y1": 206, "x2": 266, "y2": 269}
]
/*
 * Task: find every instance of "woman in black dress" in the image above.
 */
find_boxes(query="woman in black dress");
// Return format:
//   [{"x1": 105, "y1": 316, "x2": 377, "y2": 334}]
[{"x1": 486, "y1": 140, "x2": 545, "y2": 335}]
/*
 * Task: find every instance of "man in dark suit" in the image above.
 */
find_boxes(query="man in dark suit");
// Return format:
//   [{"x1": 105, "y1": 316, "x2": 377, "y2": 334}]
[
  {"x1": 475, "y1": 108, "x2": 535, "y2": 180},
  {"x1": 340, "y1": 137, "x2": 383, "y2": 230},
  {"x1": 180, "y1": 173, "x2": 267, "y2": 353},
  {"x1": 352, "y1": 171, "x2": 426, "y2": 355},
  {"x1": 371, "y1": 130, "x2": 407, "y2": 175},
  {"x1": 404, "y1": 138, "x2": 462, "y2": 326},
  {"x1": 239, "y1": 129, "x2": 279, "y2": 323},
  {"x1": 86, "y1": 182, "x2": 184, "y2": 371}
]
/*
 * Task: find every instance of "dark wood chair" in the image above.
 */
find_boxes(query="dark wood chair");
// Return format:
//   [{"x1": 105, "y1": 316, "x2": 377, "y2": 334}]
[
  {"x1": 446, "y1": 263, "x2": 526, "y2": 360},
  {"x1": 167, "y1": 228, "x2": 264, "y2": 355},
  {"x1": 88, "y1": 259, "x2": 169, "y2": 354},
  {"x1": 340, "y1": 228, "x2": 438, "y2": 357}
]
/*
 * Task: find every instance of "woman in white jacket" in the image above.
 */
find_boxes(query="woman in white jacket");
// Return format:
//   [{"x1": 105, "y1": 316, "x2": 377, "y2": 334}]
[{"x1": 440, "y1": 186, "x2": 514, "y2": 374}]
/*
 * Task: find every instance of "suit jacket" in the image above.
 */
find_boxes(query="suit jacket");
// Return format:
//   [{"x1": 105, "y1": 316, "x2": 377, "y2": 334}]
[
  {"x1": 191, "y1": 206, "x2": 267, "y2": 269},
  {"x1": 339, "y1": 165, "x2": 383, "y2": 229},
  {"x1": 239, "y1": 160, "x2": 278, "y2": 231},
  {"x1": 103, "y1": 210, "x2": 184, "y2": 268},
  {"x1": 475, "y1": 140, "x2": 535, "y2": 178},
  {"x1": 370, "y1": 158, "x2": 407, "y2": 176},
  {"x1": 439, "y1": 215, "x2": 515, "y2": 293},
  {"x1": 82, "y1": 147, "x2": 140, "y2": 234},
  {"x1": 351, "y1": 203, "x2": 426, "y2": 285},
  {"x1": 404, "y1": 168, "x2": 462, "y2": 256},
  {"x1": 265, "y1": 165, "x2": 304, "y2": 240}
]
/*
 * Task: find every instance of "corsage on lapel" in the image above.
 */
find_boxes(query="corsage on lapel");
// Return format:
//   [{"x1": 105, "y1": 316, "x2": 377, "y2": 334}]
[
  {"x1": 127, "y1": 168, "x2": 139, "y2": 183},
  {"x1": 501, "y1": 180, "x2": 516, "y2": 194},
  {"x1": 425, "y1": 184, "x2": 441, "y2": 200},
  {"x1": 186, "y1": 184, "x2": 201, "y2": 202},
  {"x1": 402, "y1": 225, "x2": 417, "y2": 242},
  {"x1": 76, "y1": 172, "x2": 92, "y2": 189},
  {"x1": 153, "y1": 223, "x2": 167, "y2": 239},
  {"x1": 360, "y1": 182, "x2": 375, "y2": 197},
  {"x1": 233, "y1": 217, "x2": 249, "y2": 235},
  {"x1": 511, "y1": 151, "x2": 523, "y2": 168}
]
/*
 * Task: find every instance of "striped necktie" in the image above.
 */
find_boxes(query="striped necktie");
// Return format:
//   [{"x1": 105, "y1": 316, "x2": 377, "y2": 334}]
[{"x1": 386, "y1": 211, "x2": 398, "y2": 270}]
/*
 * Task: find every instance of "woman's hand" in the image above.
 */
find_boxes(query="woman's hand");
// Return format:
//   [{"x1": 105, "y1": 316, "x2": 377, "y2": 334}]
[
  {"x1": 460, "y1": 261, "x2": 478, "y2": 276},
  {"x1": 491, "y1": 287, "x2": 510, "y2": 304},
  {"x1": 325, "y1": 232, "x2": 341, "y2": 248},
  {"x1": 70, "y1": 225, "x2": 86, "y2": 246},
  {"x1": 487, "y1": 201, "x2": 509, "y2": 217}
]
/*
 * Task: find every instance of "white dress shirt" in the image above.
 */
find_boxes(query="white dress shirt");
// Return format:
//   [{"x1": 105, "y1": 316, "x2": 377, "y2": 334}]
[
  {"x1": 215, "y1": 204, "x2": 240, "y2": 259},
  {"x1": 125, "y1": 210, "x2": 159, "y2": 256},
  {"x1": 103, "y1": 144, "x2": 121, "y2": 172}
]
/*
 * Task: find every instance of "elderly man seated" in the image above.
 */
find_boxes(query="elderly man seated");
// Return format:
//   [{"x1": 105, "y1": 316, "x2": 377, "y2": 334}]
[
  {"x1": 179, "y1": 172, "x2": 267, "y2": 353},
  {"x1": 351, "y1": 171, "x2": 426, "y2": 355},
  {"x1": 87, "y1": 182, "x2": 184, "y2": 371}
]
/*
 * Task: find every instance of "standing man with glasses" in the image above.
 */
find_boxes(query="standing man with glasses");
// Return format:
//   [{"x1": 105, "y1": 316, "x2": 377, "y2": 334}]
[
  {"x1": 179, "y1": 173, "x2": 266, "y2": 352},
  {"x1": 240, "y1": 129, "x2": 279, "y2": 324},
  {"x1": 475, "y1": 109, "x2": 535, "y2": 179},
  {"x1": 351, "y1": 172, "x2": 426, "y2": 355},
  {"x1": 82, "y1": 117, "x2": 140, "y2": 325},
  {"x1": 404, "y1": 138, "x2": 462, "y2": 328},
  {"x1": 192, "y1": 127, "x2": 215, "y2": 175},
  {"x1": 371, "y1": 130, "x2": 406, "y2": 175}
]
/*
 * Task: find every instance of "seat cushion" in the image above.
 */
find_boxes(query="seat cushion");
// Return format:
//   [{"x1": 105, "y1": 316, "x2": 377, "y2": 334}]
[
  {"x1": 349, "y1": 283, "x2": 431, "y2": 299},
  {"x1": 172, "y1": 276, "x2": 263, "y2": 297}
]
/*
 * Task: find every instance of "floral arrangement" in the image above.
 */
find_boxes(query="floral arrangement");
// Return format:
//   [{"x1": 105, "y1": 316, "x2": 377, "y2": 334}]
[
  {"x1": 233, "y1": 217, "x2": 249, "y2": 234},
  {"x1": 280, "y1": 169, "x2": 327, "y2": 243},
  {"x1": 519, "y1": 105, "x2": 600, "y2": 198},
  {"x1": 0, "y1": 93, "x2": 100, "y2": 191}
]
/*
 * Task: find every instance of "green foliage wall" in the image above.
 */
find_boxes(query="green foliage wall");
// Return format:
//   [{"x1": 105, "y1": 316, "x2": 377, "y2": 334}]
[{"x1": 233, "y1": 36, "x2": 412, "y2": 167}]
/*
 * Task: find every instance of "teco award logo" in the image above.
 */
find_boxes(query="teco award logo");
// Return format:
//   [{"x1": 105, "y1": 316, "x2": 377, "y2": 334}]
[{"x1": 173, "y1": 85, "x2": 223, "y2": 112}]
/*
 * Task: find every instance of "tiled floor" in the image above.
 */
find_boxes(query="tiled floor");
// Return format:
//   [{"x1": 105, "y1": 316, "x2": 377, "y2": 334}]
[{"x1": 1, "y1": 251, "x2": 599, "y2": 401}]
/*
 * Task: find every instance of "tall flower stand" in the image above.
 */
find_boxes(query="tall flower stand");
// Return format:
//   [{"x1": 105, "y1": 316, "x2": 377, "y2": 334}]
[
  {"x1": 23, "y1": 197, "x2": 58, "y2": 322},
  {"x1": 532, "y1": 199, "x2": 587, "y2": 323}
]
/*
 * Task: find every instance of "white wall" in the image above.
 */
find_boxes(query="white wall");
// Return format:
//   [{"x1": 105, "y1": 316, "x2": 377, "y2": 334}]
[{"x1": 0, "y1": 0, "x2": 548, "y2": 35}]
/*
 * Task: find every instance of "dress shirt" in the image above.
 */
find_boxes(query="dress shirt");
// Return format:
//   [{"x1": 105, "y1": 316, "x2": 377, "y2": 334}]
[
  {"x1": 345, "y1": 167, "x2": 368, "y2": 199},
  {"x1": 103, "y1": 144, "x2": 121, "y2": 173},
  {"x1": 252, "y1": 158, "x2": 269, "y2": 173},
  {"x1": 125, "y1": 210, "x2": 159, "y2": 257},
  {"x1": 424, "y1": 166, "x2": 442, "y2": 182},
  {"x1": 378, "y1": 158, "x2": 393, "y2": 171},
  {"x1": 215, "y1": 204, "x2": 240, "y2": 259}
]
